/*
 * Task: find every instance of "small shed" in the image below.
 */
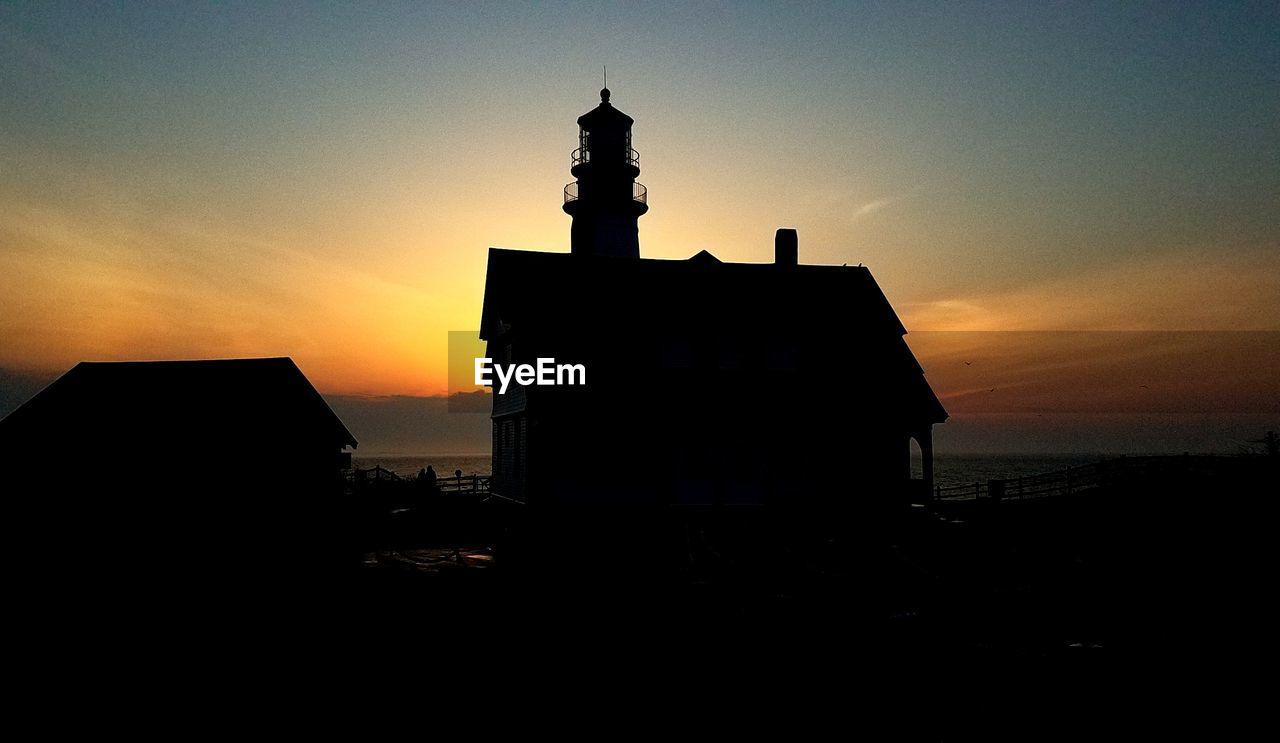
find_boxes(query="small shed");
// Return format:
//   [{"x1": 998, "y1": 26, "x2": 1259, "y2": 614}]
[{"x1": 0, "y1": 357, "x2": 357, "y2": 576}]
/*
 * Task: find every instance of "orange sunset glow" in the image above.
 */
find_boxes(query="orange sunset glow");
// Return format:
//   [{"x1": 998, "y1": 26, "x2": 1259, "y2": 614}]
[{"x1": 2, "y1": 3, "x2": 1276, "y2": 453}]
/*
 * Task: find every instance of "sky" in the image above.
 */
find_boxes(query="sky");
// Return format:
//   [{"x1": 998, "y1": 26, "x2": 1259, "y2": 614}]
[{"x1": 1, "y1": 2, "x2": 1277, "y2": 452}]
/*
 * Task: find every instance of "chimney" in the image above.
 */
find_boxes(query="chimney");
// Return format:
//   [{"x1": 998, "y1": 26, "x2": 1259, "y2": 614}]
[{"x1": 775, "y1": 228, "x2": 797, "y2": 266}]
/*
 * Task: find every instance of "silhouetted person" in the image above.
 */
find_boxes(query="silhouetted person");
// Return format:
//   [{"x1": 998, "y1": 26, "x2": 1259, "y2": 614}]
[{"x1": 420, "y1": 464, "x2": 438, "y2": 495}]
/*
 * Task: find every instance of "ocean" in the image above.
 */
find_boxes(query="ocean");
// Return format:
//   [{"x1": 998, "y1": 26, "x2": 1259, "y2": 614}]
[{"x1": 353, "y1": 452, "x2": 1113, "y2": 487}]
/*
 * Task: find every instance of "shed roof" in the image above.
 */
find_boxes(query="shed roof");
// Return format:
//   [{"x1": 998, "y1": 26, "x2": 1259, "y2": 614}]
[{"x1": 0, "y1": 357, "x2": 357, "y2": 450}]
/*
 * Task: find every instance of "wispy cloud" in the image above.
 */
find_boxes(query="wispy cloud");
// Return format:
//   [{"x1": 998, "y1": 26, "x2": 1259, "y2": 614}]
[
  {"x1": 0, "y1": 149, "x2": 463, "y2": 396},
  {"x1": 899, "y1": 245, "x2": 1280, "y2": 332},
  {"x1": 851, "y1": 196, "x2": 898, "y2": 220}
]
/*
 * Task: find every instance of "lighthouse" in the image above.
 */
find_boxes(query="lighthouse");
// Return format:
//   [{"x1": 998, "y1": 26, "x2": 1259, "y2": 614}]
[{"x1": 563, "y1": 88, "x2": 648, "y2": 258}]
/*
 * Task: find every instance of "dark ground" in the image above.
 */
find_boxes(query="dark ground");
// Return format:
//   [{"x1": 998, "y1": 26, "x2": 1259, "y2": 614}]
[
  {"x1": 347, "y1": 458, "x2": 1272, "y2": 663},
  {"x1": 310, "y1": 474, "x2": 1270, "y2": 734},
  {"x1": 10, "y1": 460, "x2": 1270, "y2": 735}
]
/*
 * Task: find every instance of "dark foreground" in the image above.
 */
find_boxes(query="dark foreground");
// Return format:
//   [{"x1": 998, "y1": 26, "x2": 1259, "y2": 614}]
[
  {"x1": 349, "y1": 492, "x2": 1210, "y2": 656},
  {"x1": 9, "y1": 458, "x2": 1274, "y2": 734},
  {"x1": 343, "y1": 456, "x2": 1273, "y2": 667}
]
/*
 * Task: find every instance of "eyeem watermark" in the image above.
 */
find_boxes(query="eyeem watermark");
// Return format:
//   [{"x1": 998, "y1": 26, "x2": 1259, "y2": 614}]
[{"x1": 475, "y1": 357, "x2": 586, "y2": 394}]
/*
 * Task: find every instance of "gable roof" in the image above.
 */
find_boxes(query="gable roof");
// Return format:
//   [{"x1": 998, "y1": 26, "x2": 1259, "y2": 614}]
[
  {"x1": 479, "y1": 248, "x2": 946, "y2": 423},
  {"x1": 481, "y1": 248, "x2": 908, "y2": 340},
  {"x1": 0, "y1": 357, "x2": 357, "y2": 450}
]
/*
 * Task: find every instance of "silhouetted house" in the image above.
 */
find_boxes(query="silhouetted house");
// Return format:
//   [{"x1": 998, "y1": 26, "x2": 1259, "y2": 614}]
[
  {"x1": 0, "y1": 358, "x2": 356, "y2": 578},
  {"x1": 479, "y1": 90, "x2": 946, "y2": 509}
]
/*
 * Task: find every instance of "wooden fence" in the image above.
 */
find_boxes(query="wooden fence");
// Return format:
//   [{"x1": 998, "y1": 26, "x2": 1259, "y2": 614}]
[
  {"x1": 347, "y1": 465, "x2": 491, "y2": 496},
  {"x1": 932, "y1": 455, "x2": 1240, "y2": 502}
]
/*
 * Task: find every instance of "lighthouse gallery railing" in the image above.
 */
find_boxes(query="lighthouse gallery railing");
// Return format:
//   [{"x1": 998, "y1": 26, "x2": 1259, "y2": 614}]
[
  {"x1": 564, "y1": 181, "x2": 647, "y2": 205},
  {"x1": 572, "y1": 146, "x2": 640, "y2": 169}
]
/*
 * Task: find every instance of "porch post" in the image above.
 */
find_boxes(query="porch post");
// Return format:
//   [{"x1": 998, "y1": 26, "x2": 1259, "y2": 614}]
[{"x1": 919, "y1": 426, "x2": 935, "y2": 502}]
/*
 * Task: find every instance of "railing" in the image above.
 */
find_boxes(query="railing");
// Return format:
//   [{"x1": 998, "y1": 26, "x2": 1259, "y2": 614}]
[
  {"x1": 347, "y1": 466, "x2": 491, "y2": 497},
  {"x1": 563, "y1": 180, "x2": 648, "y2": 206},
  {"x1": 931, "y1": 455, "x2": 1239, "y2": 502},
  {"x1": 934, "y1": 463, "x2": 1101, "y2": 501},
  {"x1": 350, "y1": 464, "x2": 403, "y2": 484},
  {"x1": 571, "y1": 146, "x2": 640, "y2": 169},
  {"x1": 438, "y1": 473, "x2": 491, "y2": 496}
]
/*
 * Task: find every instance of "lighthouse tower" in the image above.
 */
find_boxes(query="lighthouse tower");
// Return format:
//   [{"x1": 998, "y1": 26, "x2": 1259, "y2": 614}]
[{"x1": 563, "y1": 88, "x2": 648, "y2": 258}]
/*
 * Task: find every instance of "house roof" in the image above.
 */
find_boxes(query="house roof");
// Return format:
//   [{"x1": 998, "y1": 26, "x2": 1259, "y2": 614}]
[
  {"x1": 479, "y1": 248, "x2": 946, "y2": 423},
  {"x1": 0, "y1": 357, "x2": 357, "y2": 450},
  {"x1": 481, "y1": 248, "x2": 908, "y2": 339}
]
